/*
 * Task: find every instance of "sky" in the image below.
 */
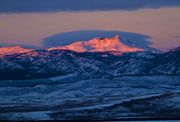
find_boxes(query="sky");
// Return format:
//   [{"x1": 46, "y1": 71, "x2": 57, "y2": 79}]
[{"x1": 0, "y1": 0, "x2": 180, "y2": 50}]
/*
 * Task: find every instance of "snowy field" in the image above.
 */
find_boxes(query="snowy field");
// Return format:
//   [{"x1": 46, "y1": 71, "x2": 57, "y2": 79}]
[{"x1": 0, "y1": 75, "x2": 180, "y2": 121}]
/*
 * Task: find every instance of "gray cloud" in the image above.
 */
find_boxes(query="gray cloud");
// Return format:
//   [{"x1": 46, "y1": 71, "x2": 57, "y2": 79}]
[
  {"x1": 42, "y1": 30, "x2": 154, "y2": 51},
  {"x1": 0, "y1": 0, "x2": 180, "y2": 13}
]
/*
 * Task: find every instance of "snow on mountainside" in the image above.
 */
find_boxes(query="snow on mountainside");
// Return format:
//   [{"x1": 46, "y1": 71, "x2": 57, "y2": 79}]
[
  {"x1": 0, "y1": 75, "x2": 180, "y2": 120},
  {"x1": 0, "y1": 47, "x2": 179, "y2": 80},
  {"x1": 0, "y1": 36, "x2": 179, "y2": 80},
  {"x1": 0, "y1": 46, "x2": 32, "y2": 57},
  {"x1": 170, "y1": 46, "x2": 180, "y2": 52},
  {"x1": 48, "y1": 35, "x2": 144, "y2": 53},
  {"x1": 0, "y1": 36, "x2": 144, "y2": 57}
]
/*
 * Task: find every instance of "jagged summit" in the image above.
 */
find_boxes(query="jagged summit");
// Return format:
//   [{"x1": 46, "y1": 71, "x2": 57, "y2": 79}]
[
  {"x1": 48, "y1": 35, "x2": 144, "y2": 53},
  {"x1": 0, "y1": 36, "x2": 144, "y2": 57},
  {"x1": 0, "y1": 46, "x2": 32, "y2": 57}
]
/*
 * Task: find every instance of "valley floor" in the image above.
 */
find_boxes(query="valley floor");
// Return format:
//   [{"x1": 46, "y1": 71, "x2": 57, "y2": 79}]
[{"x1": 0, "y1": 75, "x2": 180, "y2": 121}]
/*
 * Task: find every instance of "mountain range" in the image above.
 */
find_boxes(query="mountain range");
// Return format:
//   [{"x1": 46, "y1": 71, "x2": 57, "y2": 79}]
[{"x1": 0, "y1": 36, "x2": 179, "y2": 80}]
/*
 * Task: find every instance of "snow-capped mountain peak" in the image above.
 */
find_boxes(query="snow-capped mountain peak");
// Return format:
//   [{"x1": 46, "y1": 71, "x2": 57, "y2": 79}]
[
  {"x1": 0, "y1": 46, "x2": 32, "y2": 57},
  {"x1": 48, "y1": 35, "x2": 144, "y2": 53}
]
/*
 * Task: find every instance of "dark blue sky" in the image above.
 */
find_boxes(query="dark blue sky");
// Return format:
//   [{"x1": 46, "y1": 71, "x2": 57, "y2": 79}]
[{"x1": 0, "y1": 0, "x2": 180, "y2": 13}]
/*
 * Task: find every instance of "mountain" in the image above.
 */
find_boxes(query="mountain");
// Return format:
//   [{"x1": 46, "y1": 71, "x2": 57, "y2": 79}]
[
  {"x1": 0, "y1": 36, "x2": 179, "y2": 80},
  {"x1": 43, "y1": 30, "x2": 154, "y2": 50},
  {"x1": 48, "y1": 35, "x2": 144, "y2": 53},
  {"x1": 0, "y1": 46, "x2": 32, "y2": 57},
  {"x1": 0, "y1": 36, "x2": 145, "y2": 57},
  {"x1": 171, "y1": 46, "x2": 180, "y2": 52},
  {"x1": 0, "y1": 47, "x2": 179, "y2": 80}
]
